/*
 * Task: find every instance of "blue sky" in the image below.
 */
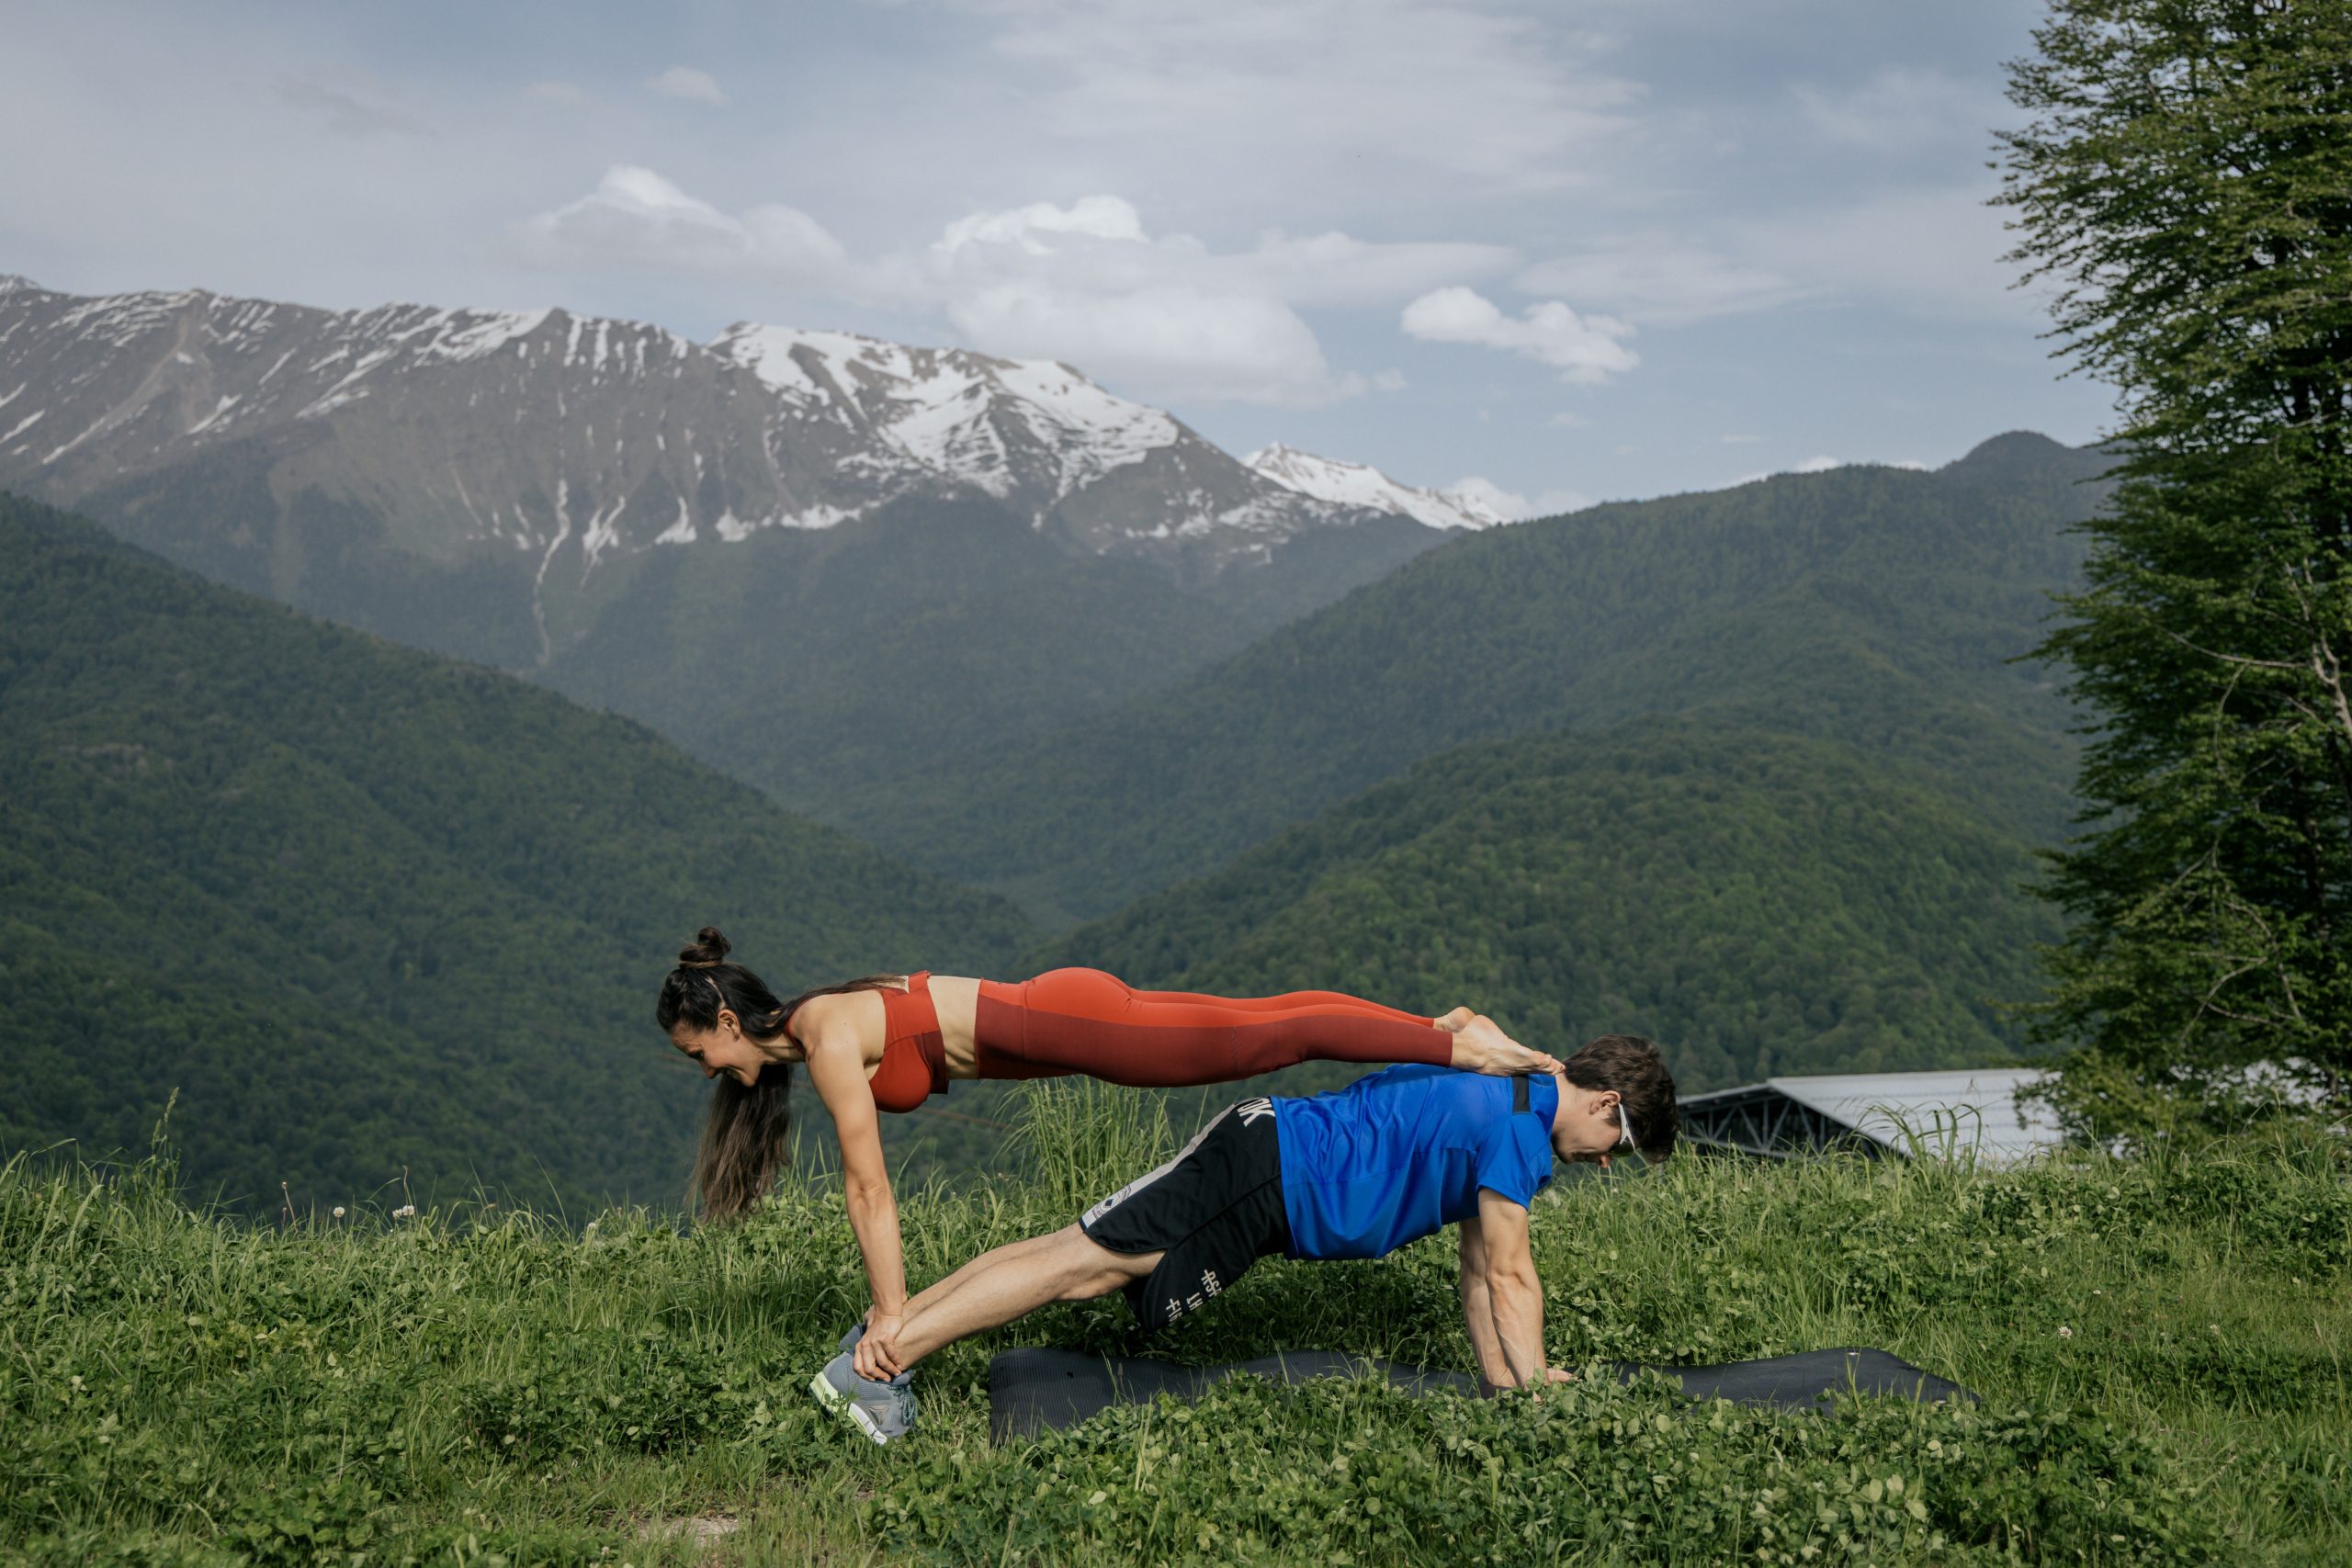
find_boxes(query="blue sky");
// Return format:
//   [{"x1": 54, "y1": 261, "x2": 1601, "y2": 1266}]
[{"x1": 0, "y1": 0, "x2": 2113, "y2": 513}]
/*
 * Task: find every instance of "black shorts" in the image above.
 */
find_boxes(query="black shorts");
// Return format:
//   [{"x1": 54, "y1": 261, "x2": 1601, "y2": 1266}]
[{"x1": 1079, "y1": 1097, "x2": 1292, "y2": 1334}]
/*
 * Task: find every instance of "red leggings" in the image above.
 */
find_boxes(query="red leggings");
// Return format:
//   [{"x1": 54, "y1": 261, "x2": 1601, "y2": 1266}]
[{"x1": 974, "y1": 968, "x2": 1450, "y2": 1086}]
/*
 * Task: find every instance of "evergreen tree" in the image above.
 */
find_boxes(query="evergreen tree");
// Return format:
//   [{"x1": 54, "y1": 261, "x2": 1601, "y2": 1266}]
[{"x1": 2000, "y1": 0, "x2": 2352, "y2": 1132}]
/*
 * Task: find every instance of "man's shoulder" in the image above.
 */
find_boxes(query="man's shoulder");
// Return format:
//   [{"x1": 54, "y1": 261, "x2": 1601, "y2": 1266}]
[
  {"x1": 1286, "y1": 1063, "x2": 1488, "y2": 1105},
  {"x1": 1281, "y1": 1066, "x2": 1517, "y2": 1125}
]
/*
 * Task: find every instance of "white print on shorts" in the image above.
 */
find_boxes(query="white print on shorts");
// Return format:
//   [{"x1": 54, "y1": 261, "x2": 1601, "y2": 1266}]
[
  {"x1": 1081, "y1": 1102, "x2": 1234, "y2": 1226},
  {"x1": 1236, "y1": 1098, "x2": 1274, "y2": 1126}
]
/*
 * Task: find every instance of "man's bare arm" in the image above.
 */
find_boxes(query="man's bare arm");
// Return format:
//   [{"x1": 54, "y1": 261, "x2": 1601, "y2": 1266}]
[
  {"x1": 1457, "y1": 1213, "x2": 1511, "y2": 1385},
  {"x1": 1473, "y1": 1188, "x2": 1545, "y2": 1389}
]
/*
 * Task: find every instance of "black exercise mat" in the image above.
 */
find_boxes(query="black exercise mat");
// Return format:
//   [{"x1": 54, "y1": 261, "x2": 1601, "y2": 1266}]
[{"x1": 989, "y1": 1346, "x2": 1973, "y2": 1442}]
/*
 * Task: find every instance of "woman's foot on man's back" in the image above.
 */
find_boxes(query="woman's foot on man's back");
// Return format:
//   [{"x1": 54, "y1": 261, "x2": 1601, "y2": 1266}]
[{"x1": 1440, "y1": 1010, "x2": 1563, "y2": 1077}]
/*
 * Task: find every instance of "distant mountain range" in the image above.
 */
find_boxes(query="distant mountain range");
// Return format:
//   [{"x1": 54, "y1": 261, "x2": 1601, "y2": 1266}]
[
  {"x1": 0, "y1": 276, "x2": 1485, "y2": 671},
  {"x1": 0, "y1": 276, "x2": 1518, "y2": 828}
]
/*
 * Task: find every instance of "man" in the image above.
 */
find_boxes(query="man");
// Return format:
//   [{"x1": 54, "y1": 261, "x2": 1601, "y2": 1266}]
[{"x1": 811, "y1": 1034, "x2": 1679, "y2": 1443}]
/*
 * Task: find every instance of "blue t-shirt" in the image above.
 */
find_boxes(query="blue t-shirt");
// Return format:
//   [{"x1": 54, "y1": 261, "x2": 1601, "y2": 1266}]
[{"x1": 1272, "y1": 1064, "x2": 1558, "y2": 1261}]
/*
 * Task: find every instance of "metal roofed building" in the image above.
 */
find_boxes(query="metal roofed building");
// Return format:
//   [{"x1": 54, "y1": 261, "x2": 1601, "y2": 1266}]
[{"x1": 1679, "y1": 1068, "x2": 2063, "y2": 1164}]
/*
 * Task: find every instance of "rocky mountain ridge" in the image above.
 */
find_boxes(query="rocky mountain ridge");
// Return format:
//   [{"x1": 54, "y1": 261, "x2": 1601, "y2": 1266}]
[{"x1": 0, "y1": 277, "x2": 1470, "y2": 665}]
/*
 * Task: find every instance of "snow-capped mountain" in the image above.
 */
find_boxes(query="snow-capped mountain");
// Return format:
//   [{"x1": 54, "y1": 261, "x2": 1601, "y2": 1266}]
[
  {"x1": 1245, "y1": 443, "x2": 1508, "y2": 531},
  {"x1": 709, "y1": 324, "x2": 1179, "y2": 532},
  {"x1": 0, "y1": 279, "x2": 1424, "y2": 664}
]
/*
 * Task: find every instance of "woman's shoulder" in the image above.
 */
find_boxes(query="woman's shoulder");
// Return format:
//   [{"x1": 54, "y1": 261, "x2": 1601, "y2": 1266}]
[{"x1": 790, "y1": 986, "x2": 891, "y2": 1040}]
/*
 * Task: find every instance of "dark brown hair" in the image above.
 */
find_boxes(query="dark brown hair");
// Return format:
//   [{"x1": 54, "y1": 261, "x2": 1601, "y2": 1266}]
[
  {"x1": 654, "y1": 927, "x2": 899, "y2": 1222},
  {"x1": 1562, "y1": 1033, "x2": 1679, "y2": 1162}
]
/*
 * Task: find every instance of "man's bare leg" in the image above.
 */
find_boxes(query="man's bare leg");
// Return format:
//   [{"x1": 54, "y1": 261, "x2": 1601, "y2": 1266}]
[
  {"x1": 892, "y1": 1224, "x2": 1158, "y2": 1369},
  {"x1": 859, "y1": 1227, "x2": 1120, "y2": 1380},
  {"x1": 898, "y1": 1229, "x2": 1066, "y2": 1322}
]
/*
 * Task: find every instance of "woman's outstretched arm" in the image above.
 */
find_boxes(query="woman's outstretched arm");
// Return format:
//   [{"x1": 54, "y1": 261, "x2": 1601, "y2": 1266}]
[{"x1": 801, "y1": 1022, "x2": 910, "y2": 1381}]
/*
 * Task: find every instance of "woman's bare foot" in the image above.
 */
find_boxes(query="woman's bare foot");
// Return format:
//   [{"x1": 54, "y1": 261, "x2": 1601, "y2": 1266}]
[{"x1": 1443, "y1": 1011, "x2": 1564, "y2": 1077}]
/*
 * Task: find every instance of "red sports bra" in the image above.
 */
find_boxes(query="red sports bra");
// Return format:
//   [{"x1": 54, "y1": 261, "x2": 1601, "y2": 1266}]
[{"x1": 866, "y1": 972, "x2": 949, "y2": 1113}]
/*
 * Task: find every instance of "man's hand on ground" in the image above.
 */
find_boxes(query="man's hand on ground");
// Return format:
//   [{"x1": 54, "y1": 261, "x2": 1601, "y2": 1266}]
[{"x1": 1482, "y1": 1366, "x2": 1577, "y2": 1397}]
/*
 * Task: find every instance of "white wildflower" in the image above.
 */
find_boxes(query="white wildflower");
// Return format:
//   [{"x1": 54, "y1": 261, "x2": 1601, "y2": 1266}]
[
  {"x1": 2057, "y1": 1325, "x2": 2073, "y2": 1339},
  {"x1": 393, "y1": 1204, "x2": 418, "y2": 1220},
  {"x1": 332, "y1": 1206, "x2": 346, "y2": 1219}
]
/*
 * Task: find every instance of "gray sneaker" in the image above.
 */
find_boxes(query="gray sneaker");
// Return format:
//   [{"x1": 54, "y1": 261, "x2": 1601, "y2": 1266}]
[{"x1": 809, "y1": 1350, "x2": 917, "y2": 1444}]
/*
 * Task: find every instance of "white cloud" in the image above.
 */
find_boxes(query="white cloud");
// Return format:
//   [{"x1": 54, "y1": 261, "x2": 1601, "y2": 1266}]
[
  {"x1": 1516, "y1": 181, "x2": 2032, "y2": 330},
  {"x1": 276, "y1": 76, "x2": 428, "y2": 138},
  {"x1": 519, "y1": 165, "x2": 845, "y2": 284},
  {"x1": 647, "y1": 66, "x2": 729, "y2": 106},
  {"x1": 1516, "y1": 236, "x2": 1807, "y2": 327},
  {"x1": 1233, "y1": 231, "x2": 1518, "y2": 309},
  {"x1": 1736, "y1": 182, "x2": 2032, "y2": 322},
  {"x1": 913, "y1": 195, "x2": 1500, "y2": 402},
  {"x1": 1794, "y1": 68, "x2": 2002, "y2": 152},
  {"x1": 970, "y1": 0, "x2": 1638, "y2": 202},
  {"x1": 1548, "y1": 411, "x2": 1590, "y2": 429},
  {"x1": 947, "y1": 280, "x2": 1342, "y2": 405},
  {"x1": 923, "y1": 197, "x2": 1511, "y2": 309},
  {"x1": 937, "y1": 196, "x2": 1147, "y2": 254},
  {"x1": 1400, "y1": 286, "x2": 1638, "y2": 385},
  {"x1": 1791, "y1": 454, "x2": 1841, "y2": 473},
  {"x1": 523, "y1": 81, "x2": 591, "y2": 107},
  {"x1": 520, "y1": 174, "x2": 1460, "y2": 404}
]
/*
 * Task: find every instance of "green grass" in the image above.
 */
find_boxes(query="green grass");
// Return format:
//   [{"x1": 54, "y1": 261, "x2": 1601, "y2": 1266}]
[{"x1": 4, "y1": 1090, "x2": 2346, "y2": 1565}]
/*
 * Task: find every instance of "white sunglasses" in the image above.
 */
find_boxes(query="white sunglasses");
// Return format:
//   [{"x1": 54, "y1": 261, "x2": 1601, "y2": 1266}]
[{"x1": 1614, "y1": 1103, "x2": 1635, "y2": 1150}]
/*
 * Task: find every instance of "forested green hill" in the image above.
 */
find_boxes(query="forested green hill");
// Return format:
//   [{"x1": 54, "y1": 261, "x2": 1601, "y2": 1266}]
[
  {"x1": 69, "y1": 447, "x2": 1442, "y2": 830},
  {"x1": 0, "y1": 493, "x2": 1037, "y2": 1213},
  {"x1": 1036, "y1": 710, "x2": 2064, "y2": 1097},
  {"x1": 839, "y1": 434, "x2": 2111, "y2": 925},
  {"x1": 535, "y1": 493, "x2": 1269, "y2": 818}
]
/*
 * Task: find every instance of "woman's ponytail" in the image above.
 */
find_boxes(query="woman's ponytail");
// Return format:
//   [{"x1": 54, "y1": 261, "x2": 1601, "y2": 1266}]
[{"x1": 692, "y1": 1070, "x2": 794, "y2": 1222}]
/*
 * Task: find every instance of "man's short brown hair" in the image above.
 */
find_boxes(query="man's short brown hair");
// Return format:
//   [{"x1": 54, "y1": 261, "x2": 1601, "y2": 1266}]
[{"x1": 1562, "y1": 1033, "x2": 1679, "y2": 1162}]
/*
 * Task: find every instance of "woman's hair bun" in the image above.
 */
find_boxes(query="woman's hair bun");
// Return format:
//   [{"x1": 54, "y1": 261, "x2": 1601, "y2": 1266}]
[{"x1": 679, "y1": 926, "x2": 731, "y2": 968}]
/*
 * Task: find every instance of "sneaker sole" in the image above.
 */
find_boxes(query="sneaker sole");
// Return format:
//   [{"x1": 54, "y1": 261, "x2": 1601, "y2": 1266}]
[{"x1": 807, "y1": 1371, "x2": 891, "y2": 1445}]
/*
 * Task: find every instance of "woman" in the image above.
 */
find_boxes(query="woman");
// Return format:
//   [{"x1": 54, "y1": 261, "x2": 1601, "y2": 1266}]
[{"x1": 655, "y1": 927, "x2": 1562, "y2": 1382}]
